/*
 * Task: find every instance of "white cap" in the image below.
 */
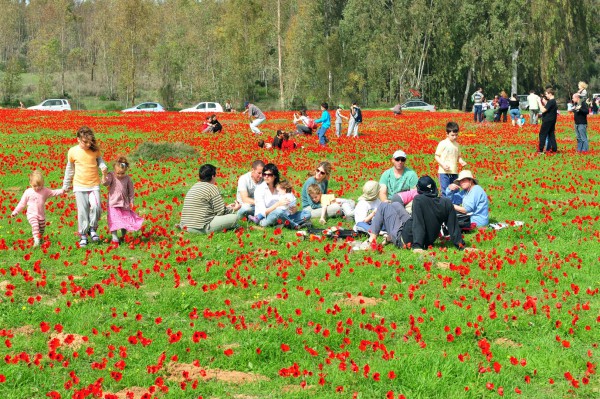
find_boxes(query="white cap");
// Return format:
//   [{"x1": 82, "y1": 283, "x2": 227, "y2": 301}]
[{"x1": 392, "y1": 150, "x2": 407, "y2": 159}]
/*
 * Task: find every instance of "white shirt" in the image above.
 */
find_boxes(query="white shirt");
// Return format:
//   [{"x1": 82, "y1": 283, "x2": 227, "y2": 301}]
[
  {"x1": 254, "y1": 182, "x2": 279, "y2": 216},
  {"x1": 236, "y1": 172, "x2": 261, "y2": 204},
  {"x1": 354, "y1": 198, "x2": 381, "y2": 224}
]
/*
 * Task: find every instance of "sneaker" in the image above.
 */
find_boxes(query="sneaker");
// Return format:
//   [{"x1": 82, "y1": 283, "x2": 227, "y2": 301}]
[
  {"x1": 353, "y1": 240, "x2": 372, "y2": 251},
  {"x1": 90, "y1": 230, "x2": 100, "y2": 242},
  {"x1": 380, "y1": 234, "x2": 391, "y2": 246},
  {"x1": 33, "y1": 239, "x2": 40, "y2": 248},
  {"x1": 79, "y1": 237, "x2": 88, "y2": 247}
]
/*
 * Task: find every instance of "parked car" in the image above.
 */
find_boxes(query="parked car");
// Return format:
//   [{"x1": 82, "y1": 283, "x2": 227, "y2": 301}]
[
  {"x1": 28, "y1": 99, "x2": 71, "y2": 111},
  {"x1": 180, "y1": 102, "x2": 223, "y2": 113},
  {"x1": 400, "y1": 99, "x2": 436, "y2": 112},
  {"x1": 517, "y1": 95, "x2": 529, "y2": 110},
  {"x1": 122, "y1": 102, "x2": 165, "y2": 112}
]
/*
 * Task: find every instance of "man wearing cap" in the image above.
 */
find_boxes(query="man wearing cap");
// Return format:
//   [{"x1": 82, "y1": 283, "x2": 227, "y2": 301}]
[
  {"x1": 379, "y1": 150, "x2": 419, "y2": 203},
  {"x1": 445, "y1": 170, "x2": 489, "y2": 227},
  {"x1": 242, "y1": 102, "x2": 266, "y2": 134},
  {"x1": 236, "y1": 160, "x2": 265, "y2": 218},
  {"x1": 363, "y1": 176, "x2": 464, "y2": 251}
]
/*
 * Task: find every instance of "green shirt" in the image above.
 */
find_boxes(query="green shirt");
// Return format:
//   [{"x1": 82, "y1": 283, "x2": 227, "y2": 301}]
[{"x1": 379, "y1": 167, "x2": 418, "y2": 199}]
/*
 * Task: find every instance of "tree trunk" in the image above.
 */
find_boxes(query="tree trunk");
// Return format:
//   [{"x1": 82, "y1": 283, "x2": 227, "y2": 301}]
[
  {"x1": 462, "y1": 66, "x2": 473, "y2": 112},
  {"x1": 277, "y1": 0, "x2": 284, "y2": 110},
  {"x1": 511, "y1": 48, "x2": 519, "y2": 95}
]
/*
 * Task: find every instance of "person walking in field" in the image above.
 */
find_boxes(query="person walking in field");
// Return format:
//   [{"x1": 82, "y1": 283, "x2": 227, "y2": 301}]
[
  {"x1": 538, "y1": 88, "x2": 558, "y2": 154},
  {"x1": 11, "y1": 170, "x2": 65, "y2": 247},
  {"x1": 471, "y1": 87, "x2": 484, "y2": 123},
  {"x1": 435, "y1": 121, "x2": 467, "y2": 197},
  {"x1": 347, "y1": 102, "x2": 362, "y2": 137},
  {"x1": 242, "y1": 102, "x2": 266, "y2": 134},
  {"x1": 569, "y1": 93, "x2": 589, "y2": 153},
  {"x1": 102, "y1": 156, "x2": 144, "y2": 246},
  {"x1": 62, "y1": 126, "x2": 108, "y2": 247},
  {"x1": 314, "y1": 102, "x2": 331, "y2": 146},
  {"x1": 335, "y1": 105, "x2": 348, "y2": 137}
]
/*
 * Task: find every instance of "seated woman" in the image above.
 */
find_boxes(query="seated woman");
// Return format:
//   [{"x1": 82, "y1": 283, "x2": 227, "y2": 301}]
[
  {"x1": 179, "y1": 164, "x2": 240, "y2": 233},
  {"x1": 251, "y1": 163, "x2": 311, "y2": 228},
  {"x1": 444, "y1": 170, "x2": 489, "y2": 227},
  {"x1": 301, "y1": 161, "x2": 338, "y2": 219},
  {"x1": 353, "y1": 180, "x2": 381, "y2": 233},
  {"x1": 293, "y1": 110, "x2": 314, "y2": 134},
  {"x1": 306, "y1": 184, "x2": 355, "y2": 224}
]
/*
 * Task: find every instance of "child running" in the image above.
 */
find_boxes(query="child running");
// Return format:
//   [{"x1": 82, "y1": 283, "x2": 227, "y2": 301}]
[
  {"x1": 102, "y1": 156, "x2": 144, "y2": 245},
  {"x1": 11, "y1": 170, "x2": 64, "y2": 247},
  {"x1": 62, "y1": 126, "x2": 108, "y2": 247}
]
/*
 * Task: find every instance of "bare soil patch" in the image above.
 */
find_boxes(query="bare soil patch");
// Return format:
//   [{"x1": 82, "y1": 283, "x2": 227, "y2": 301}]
[
  {"x1": 49, "y1": 332, "x2": 87, "y2": 349},
  {"x1": 104, "y1": 386, "x2": 150, "y2": 399},
  {"x1": 494, "y1": 337, "x2": 522, "y2": 348},
  {"x1": 12, "y1": 325, "x2": 35, "y2": 336},
  {"x1": 338, "y1": 295, "x2": 382, "y2": 307},
  {"x1": 167, "y1": 362, "x2": 269, "y2": 384}
]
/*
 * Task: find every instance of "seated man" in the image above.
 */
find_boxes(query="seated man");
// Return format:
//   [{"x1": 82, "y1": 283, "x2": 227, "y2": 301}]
[
  {"x1": 364, "y1": 176, "x2": 464, "y2": 251},
  {"x1": 236, "y1": 160, "x2": 264, "y2": 218},
  {"x1": 379, "y1": 150, "x2": 419, "y2": 202},
  {"x1": 445, "y1": 170, "x2": 489, "y2": 227}
]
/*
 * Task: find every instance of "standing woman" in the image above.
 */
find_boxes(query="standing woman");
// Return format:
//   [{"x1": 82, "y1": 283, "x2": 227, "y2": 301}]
[
  {"x1": 497, "y1": 91, "x2": 509, "y2": 122},
  {"x1": 508, "y1": 93, "x2": 521, "y2": 127},
  {"x1": 179, "y1": 164, "x2": 240, "y2": 233}
]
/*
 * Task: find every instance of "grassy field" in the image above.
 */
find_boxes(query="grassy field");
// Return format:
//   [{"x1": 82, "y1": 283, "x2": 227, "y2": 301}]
[{"x1": 0, "y1": 109, "x2": 598, "y2": 398}]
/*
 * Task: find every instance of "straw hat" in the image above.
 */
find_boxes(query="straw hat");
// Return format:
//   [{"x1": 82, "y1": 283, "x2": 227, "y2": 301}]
[
  {"x1": 453, "y1": 170, "x2": 478, "y2": 185},
  {"x1": 359, "y1": 180, "x2": 381, "y2": 201}
]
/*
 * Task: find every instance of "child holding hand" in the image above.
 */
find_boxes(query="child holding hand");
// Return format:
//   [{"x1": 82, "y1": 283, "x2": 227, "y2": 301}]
[
  {"x1": 102, "y1": 156, "x2": 144, "y2": 245},
  {"x1": 62, "y1": 126, "x2": 108, "y2": 247},
  {"x1": 11, "y1": 170, "x2": 64, "y2": 247}
]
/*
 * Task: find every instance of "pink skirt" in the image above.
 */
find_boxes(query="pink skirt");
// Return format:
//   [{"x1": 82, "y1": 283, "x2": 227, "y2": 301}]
[{"x1": 107, "y1": 207, "x2": 144, "y2": 232}]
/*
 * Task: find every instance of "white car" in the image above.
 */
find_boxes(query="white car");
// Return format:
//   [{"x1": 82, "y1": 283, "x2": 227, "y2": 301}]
[
  {"x1": 122, "y1": 102, "x2": 165, "y2": 112},
  {"x1": 180, "y1": 102, "x2": 223, "y2": 113},
  {"x1": 28, "y1": 99, "x2": 71, "y2": 111},
  {"x1": 400, "y1": 100, "x2": 436, "y2": 112}
]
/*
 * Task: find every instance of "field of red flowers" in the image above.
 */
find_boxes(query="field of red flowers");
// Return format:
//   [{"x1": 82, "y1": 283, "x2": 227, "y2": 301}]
[{"x1": 0, "y1": 109, "x2": 598, "y2": 398}]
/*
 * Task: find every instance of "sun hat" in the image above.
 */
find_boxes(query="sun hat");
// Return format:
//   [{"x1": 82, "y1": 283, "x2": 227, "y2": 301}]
[
  {"x1": 338, "y1": 104, "x2": 344, "y2": 109},
  {"x1": 359, "y1": 180, "x2": 381, "y2": 202},
  {"x1": 416, "y1": 175, "x2": 438, "y2": 196},
  {"x1": 392, "y1": 150, "x2": 407, "y2": 159},
  {"x1": 453, "y1": 170, "x2": 478, "y2": 185}
]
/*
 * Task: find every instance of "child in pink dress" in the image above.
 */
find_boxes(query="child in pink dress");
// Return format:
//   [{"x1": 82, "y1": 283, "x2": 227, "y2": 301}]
[
  {"x1": 11, "y1": 170, "x2": 64, "y2": 247},
  {"x1": 102, "y1": 156, "x2": 144, "y2": 245}
]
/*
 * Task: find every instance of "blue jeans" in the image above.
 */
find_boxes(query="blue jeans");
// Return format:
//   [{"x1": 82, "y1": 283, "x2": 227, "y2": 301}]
[
  {"x1": 473, "y1": 105, "x2": 483, "y2": 122},
  {"x1": 260, "y1": 208, "x2": 310, "y2": 228},
  {"x1": 575, "y1": 124, "x2": 589, "y2": 152},
  {"x1": 509, "y1": 108, "x2": 521, "y2": 121},
  {"x1": 317, "y1": 126, "x2": 329, "y2": 145},
  {"x1": 439, "y1": 173, "x2": 457, "y2": 197}
]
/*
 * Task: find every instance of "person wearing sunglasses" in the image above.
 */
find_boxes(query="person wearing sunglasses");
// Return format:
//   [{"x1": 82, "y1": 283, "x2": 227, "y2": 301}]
[
  {"x1": 301, "y1": 161, "x2": 339, "y2": 219},
  {"x1": 378, "y1": 150, "x2": 418, "y2": 204},
  {"x1": 251, "y1": 164, "x2": 311, "y2": 228},
  {"x1": 179, "y1": 164, "x2": 241, "y2": 234}
]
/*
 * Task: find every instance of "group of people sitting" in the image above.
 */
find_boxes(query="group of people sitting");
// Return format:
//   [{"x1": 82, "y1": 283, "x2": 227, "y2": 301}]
[{"x1": 177, "y1": 150, "x2": 490, "y2": 252}]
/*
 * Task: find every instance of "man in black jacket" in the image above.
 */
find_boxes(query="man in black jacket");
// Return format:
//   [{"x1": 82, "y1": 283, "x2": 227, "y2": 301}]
[{"x1": 363, "y1": 176, "x2": 464, "y2": 251}]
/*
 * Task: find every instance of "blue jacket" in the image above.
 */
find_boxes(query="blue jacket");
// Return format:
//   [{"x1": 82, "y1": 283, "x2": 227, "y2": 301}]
[{"x1": 315, "y1": 110, "x2": 331, "y2": 128}]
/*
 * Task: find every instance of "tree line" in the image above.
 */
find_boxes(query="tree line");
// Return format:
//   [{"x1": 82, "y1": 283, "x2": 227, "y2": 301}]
[{"x1": 0, "y1": 0, "x2": 598, "y2": 110}]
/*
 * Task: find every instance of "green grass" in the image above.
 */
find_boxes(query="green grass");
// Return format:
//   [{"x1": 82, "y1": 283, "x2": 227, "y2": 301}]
[{"x1": 0, "y1": 111, "x2": 598, "y2": 398}]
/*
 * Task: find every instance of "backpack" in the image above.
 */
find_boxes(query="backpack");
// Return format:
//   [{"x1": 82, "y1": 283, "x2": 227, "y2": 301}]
[
  {"x1": 353, "y1": 107, "x2": 363, "y2": 123},
  {"x1": 306, "y1": 117, "x2": 317, "y2": 129}
]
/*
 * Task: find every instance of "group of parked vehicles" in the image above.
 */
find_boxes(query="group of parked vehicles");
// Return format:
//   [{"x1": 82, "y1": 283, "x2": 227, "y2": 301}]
[{"x1": 26, "y1": 100, "x2": 224, "y2": 113}]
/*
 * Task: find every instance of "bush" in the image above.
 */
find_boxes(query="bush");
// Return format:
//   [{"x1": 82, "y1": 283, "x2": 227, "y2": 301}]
[{"x1": 130, "y1": 141, "x2": 197, "y2": 161}]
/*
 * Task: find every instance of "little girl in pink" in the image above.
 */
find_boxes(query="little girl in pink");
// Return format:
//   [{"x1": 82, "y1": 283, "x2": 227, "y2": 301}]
[
  {"x1": 11, "y1": 170, "x2": 64, "y2": 247},
  {"x1": 102, "y1": 156, "x2": 144, "y2": 245}
]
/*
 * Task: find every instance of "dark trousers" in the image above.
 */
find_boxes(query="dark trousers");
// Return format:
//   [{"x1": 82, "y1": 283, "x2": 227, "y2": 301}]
[
  {"x1": 538, "y1": 121, "x2": 557, "y2": 152},
  {"x1": 496, "y1": 108, "x2": 508, "y2": 122}
]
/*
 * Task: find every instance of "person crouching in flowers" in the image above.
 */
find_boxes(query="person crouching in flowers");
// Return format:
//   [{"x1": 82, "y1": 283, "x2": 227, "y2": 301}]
[
  {"x1": 11, "y1": 170, "x2": 64, "y2": 247},
  {"x1": 62, "y1": 126, "x2": 108, "y2": 247},
  {"x1": 102, "y1": 156, "x2": 144, "y2": 245}
]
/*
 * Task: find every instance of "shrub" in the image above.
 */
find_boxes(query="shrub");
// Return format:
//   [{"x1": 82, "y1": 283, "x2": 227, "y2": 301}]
[{"x1": 130, "y1": 141, "x2": 197, "y2": 161}]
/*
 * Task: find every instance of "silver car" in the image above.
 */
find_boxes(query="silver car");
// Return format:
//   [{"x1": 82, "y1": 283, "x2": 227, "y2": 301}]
[
  {"x1": 122, "y1": 102, "x2": 165, "y2": 112},
  {"x1": 28, "y1": 99, "x2": 71, "y2": 111},
  {"x1": 400, "y1": 100, "x2": 436, "y2": 112}
]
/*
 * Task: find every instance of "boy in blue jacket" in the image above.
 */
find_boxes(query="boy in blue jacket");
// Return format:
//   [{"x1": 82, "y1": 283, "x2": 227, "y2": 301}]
[{"x1": 314, "y1": 102, "x2": 331, "y2": 146}]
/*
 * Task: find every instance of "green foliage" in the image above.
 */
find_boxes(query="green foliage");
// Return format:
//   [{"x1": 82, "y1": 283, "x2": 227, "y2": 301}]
[{"x1": 130, "y1": 141, "x2": 197, "y2": 161}]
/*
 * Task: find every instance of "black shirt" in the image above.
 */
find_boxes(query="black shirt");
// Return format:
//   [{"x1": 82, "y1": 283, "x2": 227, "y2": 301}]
[
  {"x1": 573, "y1": 102, "x2": 588, "y2": 125},
  {"x1": 542, "y1": 99, "x2": 557, "y2": 123}
]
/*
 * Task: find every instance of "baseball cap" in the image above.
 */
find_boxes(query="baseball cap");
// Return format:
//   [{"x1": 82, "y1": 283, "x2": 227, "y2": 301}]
[
  {"x1": 416, "y1": 175, "x2": 438, "y2": 196},
  {"x1": 392, "y1": 150, "x2": 407, "y2": 159}
]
